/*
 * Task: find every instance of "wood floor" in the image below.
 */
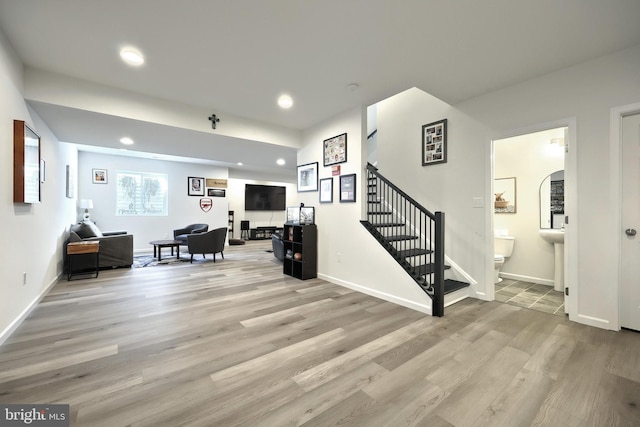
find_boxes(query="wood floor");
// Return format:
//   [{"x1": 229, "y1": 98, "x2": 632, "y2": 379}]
[{"x1": 1, "y1": 240, "x2": 639, "y2": 426}]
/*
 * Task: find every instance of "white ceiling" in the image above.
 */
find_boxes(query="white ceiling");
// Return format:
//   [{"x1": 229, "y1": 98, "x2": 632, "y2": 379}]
[{"x1": 2, "y1": 0, "x2": 640, "y2": 177}]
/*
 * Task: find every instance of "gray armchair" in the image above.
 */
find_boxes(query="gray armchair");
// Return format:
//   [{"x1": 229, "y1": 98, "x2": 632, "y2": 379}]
[
  {"x1": 187, "y1": 227, "x2": 227, "y2": 263},
  {"x1": 173, "y1": 223, "x2": 208, "y2": 244}
]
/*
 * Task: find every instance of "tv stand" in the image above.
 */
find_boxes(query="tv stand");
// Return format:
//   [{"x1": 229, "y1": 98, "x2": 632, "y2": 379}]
[{"x1": 249, "y1": 226, "x2": 282, "y2": 240}]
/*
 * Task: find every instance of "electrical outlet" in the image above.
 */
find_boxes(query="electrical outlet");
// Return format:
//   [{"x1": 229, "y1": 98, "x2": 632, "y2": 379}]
[
  {"x1": 472, "y1": 197, "x2": 484, "y2": 208},
  {"x1": 23, "y1": 272, "x2": 27, "y2": 286}
]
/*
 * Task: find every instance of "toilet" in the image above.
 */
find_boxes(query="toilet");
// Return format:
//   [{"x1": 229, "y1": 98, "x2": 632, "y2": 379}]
[{"x1": 494, "y1": 232, "x2": 515, "y2": 283}]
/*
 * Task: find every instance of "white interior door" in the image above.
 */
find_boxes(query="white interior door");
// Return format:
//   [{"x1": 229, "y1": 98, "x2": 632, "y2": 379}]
[{"x1": 621, "y1": 112, "x2": 640, "y2": 331}]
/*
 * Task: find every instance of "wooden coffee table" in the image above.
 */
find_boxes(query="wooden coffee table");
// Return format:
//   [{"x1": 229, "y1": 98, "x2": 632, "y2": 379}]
[{"x1": 149, "y1": 239, "x2": 181, "y2": 261}]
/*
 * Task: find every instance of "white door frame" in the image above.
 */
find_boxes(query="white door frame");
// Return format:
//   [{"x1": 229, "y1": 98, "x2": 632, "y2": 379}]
[
  {"x1": 486, "y1": 117, "x2": 577, "y2": 321},
  {"x1": 610, "y1": 102, "x2": 640, "y2": 331}
]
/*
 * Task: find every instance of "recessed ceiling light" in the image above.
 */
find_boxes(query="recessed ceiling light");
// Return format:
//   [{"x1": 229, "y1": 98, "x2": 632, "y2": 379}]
[
  {"x1": 277, "y1": 94, "x2": 293, "y2": 109},
  {"x1": 120, "y1": 47, "x2": 144, "y2": 66},
  {"x1": 346, "y1": 83, "x2": 359, "y2": 92},
  {"x1": 237, "y1": 162, "x2": 243, "y2": 166},
  {"x1": 276, "y1": 158, "x2": 286, "y2": 166},
  {"x1": 120, "y1": 137, "x2": 134, "y2": 145}
]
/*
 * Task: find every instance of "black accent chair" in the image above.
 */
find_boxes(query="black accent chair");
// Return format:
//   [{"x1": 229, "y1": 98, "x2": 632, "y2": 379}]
[
  {"x1": 187, "y1": 227, "x2": 227, "y2": 263},
  {"x1": 173, "y1": 223, "x2": 208, "y2": 245},
  {"x1": 271, "y1": 232, "x2": 284, "y2": 261}
]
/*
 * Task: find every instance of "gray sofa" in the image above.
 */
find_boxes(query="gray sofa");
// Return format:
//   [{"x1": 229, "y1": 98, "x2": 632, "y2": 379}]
[{"x1": 66, "y1": 221, "x2": 133, "y2": 270}]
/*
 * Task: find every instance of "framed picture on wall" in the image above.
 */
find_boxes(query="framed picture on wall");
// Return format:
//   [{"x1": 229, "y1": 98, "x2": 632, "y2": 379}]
[
  {"x1": 421, "y1": 119, "x2": 447, "y2": 166},
  {"x1": 494, "y1": 177, "x2": 517, "y2": 213},
  {"x1": 188, "y1": 176, "x2": 205, "y2": 196},
  {"x1": 339, "y1": 173, "x2": 356, "y2": 202},
  {"x1": 319, "y1": 177, "x2": 333, "y2": 203},
  {"x1": 92, "y1": 168, "x2": 108, "y2": 184},
  {"x1": 297, "y1": 162, "x2": 318, "y2": 192},
  {"x1": 323, "y1": 133, "x2": 347, "y2": 166}
]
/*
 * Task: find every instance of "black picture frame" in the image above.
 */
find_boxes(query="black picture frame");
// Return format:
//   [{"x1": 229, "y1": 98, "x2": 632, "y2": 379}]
[
  {"x1": 207, "y1": 188, "x2": 226, "y2": 197},
  {"x1": 297, "y1": 162, "x2": 318, "y2": 192},
  {"x1": 188, "y1": 176, "x2": 205, "y2": 196},
  {"x1": 319, "y1": 177, "x2": 333, "y2": 203},
  {"x1": 323, "y1": 133, "x2": 347, "y2": 166},
  {"x1": 339, "y1": 173, "x2": 356, "y2": 202},
  {"x1": 421, "y1": 119, "x2": 447, "y2": 166}
]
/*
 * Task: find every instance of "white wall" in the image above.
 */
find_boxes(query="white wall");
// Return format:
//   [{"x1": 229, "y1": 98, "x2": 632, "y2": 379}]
[
  {"x1": 0, "y1": 29, "x2": 77, "y2": 343},
  {"x1": 300, "y1": 107, "x2": 434, "y2": 313},
  {"x1": 494, "y1": 128, "x2": 565, "y2": 285},
  {"x1": 457, "y1": 44, "x2": 640, "y2": 330},
  {"x1": 227, "y1": 179, "x2": 297, "y2": 236},
  {"x1": 376, "y1": 88, "x2": 493, "y2": 298},
  {"x1": 78, "y1": 152, "x2": 228, "y2": 252}
]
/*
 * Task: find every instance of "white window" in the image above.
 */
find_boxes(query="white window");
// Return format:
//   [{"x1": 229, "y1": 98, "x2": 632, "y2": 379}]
[{"x1": 116, "y1": 171, "x2": 168, "y2": 216}]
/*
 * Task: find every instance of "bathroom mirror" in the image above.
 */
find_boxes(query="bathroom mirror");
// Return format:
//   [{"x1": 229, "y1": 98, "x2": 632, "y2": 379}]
[
  {"x1": 13, "y1": 120, "x2": 41, "y2": 204},
  {"x1": 539, "y1": 169, "x2": 564, "y2": 229}
]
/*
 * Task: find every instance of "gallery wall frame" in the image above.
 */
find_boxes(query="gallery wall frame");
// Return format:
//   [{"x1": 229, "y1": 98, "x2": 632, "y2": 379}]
[
  {"x1": 319, "y1": 177, "x2": 333, "y2": 203},
  {"x1": 339, "y1": 173, "x2": 356, "y2": 202},
  {"x1": 92, "y1": 168, "x2": 107, "y2": 184},
  {"x1": 421, "y1": 118, "x2": 447, "y2": 166},
  {"x1": 323, "y1": 133, "x2": 347, "y2": 167},
  {"x1": 188, "y1": 176, "x2": 205, "y2": 196},
  {"x1": 297, "y1": 162, "x2": 318, "y2": 192}
]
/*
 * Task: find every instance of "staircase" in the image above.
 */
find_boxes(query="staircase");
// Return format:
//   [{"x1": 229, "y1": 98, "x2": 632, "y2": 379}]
[{"x1": 360, "y1": 163, "x2": 469, "y2": 316}]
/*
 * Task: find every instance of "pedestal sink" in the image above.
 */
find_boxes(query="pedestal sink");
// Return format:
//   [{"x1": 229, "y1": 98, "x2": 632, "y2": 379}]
[{"x1": 539, "y1": 229, "x2": 564, "y2": 292}]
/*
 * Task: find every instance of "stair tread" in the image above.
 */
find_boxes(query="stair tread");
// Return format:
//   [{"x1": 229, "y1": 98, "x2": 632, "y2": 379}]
[
  {"x1": 418, "y1": 279, "x2": 469, "y2": 295},
  {"x1": 373, "y1": 222, "x2": 405, "y2": 227},
  {"x1": 368, "y1": 211, "x2": 393, "y2": 215},
  {"x1": 397, "y1": 248, "x2": 432, "y2": 257},
  {"x1": 413, "y1": 263, "x2": 451, "y2": 275},
  {"x1": 385, "y1": 235, "x2": 419, "y2": 242},
  {"x1": 444, "y1": 279, "x2": 470, "y2": 294}
]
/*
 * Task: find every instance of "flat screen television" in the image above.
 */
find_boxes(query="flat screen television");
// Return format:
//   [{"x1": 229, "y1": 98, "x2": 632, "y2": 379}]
[{"x1": 245, "y1": 184, "x2": 286, "y2": 211}]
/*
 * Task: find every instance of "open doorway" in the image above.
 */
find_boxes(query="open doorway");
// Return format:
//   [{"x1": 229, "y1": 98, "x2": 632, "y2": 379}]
[{"x1": 492, "y1": 127, "x2": 567, "y2": 316}]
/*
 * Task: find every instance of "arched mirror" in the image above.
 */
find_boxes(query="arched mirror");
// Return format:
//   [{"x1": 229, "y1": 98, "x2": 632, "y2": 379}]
[{"x1": 539, "y1": 169, "x2": 564, "y2": 229}]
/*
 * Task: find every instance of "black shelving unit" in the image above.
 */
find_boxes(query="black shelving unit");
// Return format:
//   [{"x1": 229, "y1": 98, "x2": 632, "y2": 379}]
[
  {"x1": 228, "y1": 210, "x2": 234, "y2": 238},
  {"x1": 282, "y1": 223, "x2": 317, "y2": 280}
]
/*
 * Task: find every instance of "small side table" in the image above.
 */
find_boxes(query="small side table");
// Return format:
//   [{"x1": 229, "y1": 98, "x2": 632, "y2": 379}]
[
  {"x1": 67, "y1": 241, "x2": 100, "y2": 280},
  {"x1": 149, "y1": 240, "x2": 181, "y2": 261}
]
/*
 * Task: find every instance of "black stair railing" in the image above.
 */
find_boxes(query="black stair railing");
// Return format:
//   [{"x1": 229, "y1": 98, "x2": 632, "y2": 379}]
[{"x1": 361, "y1": 163, "x2": 446, "y2": 316}]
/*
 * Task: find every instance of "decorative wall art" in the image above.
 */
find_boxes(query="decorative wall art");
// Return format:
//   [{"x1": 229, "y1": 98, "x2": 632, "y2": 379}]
[
  {"x1": 494, "y1": 177, "x2": 517, "y2": 213},
  {"x1": 323, "y1": 133, "x2": 347, "y2": 166},
  {"x1": 319, "y1": 177, "x2": 333, "y2": 203},
  {"x1": 207, "y1": 188, "x2": 226, "y2": 197},
  {"x1": 421, "y1": 119, "x2": 447, "y2": 166},
  {"x1": 199, "y1": 198, "x2": 213, "y2": 212},
  {"x1": 188, "y1": 176, "x2": 205, "y2": 196},
  {"x1": 339, "y1": 173, "x2": 356, "y2": 202},
  {"x1": 297, "y1": 162, "x2": 318, "y2": 192},
  {"x1": 66, "y1": 165, "x2": 75, "y2": 198},
  {"x1": 92, "y1": 168, "x2": 108, "y2": 184}
]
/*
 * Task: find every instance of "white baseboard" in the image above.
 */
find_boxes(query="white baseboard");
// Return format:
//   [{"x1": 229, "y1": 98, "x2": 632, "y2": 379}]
[
  {"x1": 0, "y1": 272, "x2": 62, "y2": 347},
  {"x1": 318, "y1": 273, "x2": 433, "y2": 315},
  {"x1": 574, "y1": 313, "x2": 614, "y2": 331},
  {"x1": 499, "y1": 272, "x2": 554, "y2": 287}
]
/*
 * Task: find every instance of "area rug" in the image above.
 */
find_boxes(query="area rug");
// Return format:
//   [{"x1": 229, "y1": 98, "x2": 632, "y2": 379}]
[{"x1": 133, "y1": 255, "x2": 189, "y2": 268}]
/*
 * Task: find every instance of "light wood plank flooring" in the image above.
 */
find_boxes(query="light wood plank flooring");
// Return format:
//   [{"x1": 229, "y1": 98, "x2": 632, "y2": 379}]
[{"x1": 1, "y1": 240, "x2": 639, "y2": 426}]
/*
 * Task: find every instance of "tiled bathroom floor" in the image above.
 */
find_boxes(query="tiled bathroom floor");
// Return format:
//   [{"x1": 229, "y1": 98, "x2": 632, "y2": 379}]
[{"x1": 495, "y1": 279, "x2": 565, "y2": 316}]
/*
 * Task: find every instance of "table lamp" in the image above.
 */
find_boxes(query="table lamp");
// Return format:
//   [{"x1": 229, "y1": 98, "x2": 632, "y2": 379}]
[{"x1": 79, "y1": 199, "x2": 94, "y2": 221}]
